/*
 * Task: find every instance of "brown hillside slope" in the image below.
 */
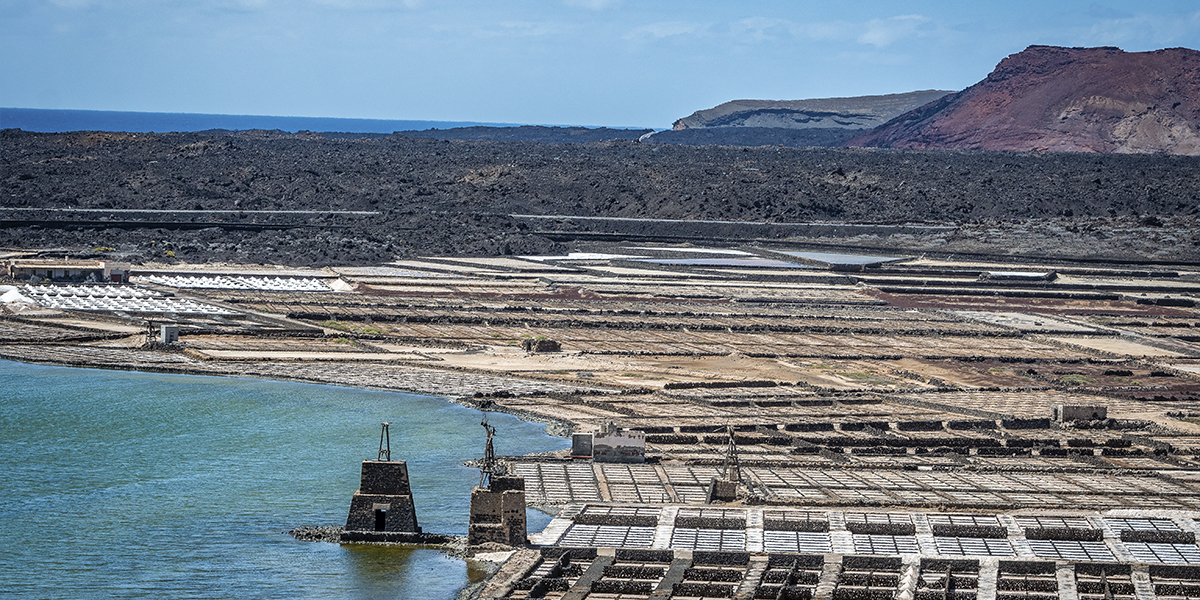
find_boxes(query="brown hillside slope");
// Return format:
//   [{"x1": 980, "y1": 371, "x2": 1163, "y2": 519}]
[{"x1": 847, "y1": 46, "x2": 1200, "y2": 155}]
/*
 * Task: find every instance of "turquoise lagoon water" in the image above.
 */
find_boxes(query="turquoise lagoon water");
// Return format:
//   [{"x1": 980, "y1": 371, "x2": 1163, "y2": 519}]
[{"x1": 0, "y1": 360, "x2": 568, "y2": 599}]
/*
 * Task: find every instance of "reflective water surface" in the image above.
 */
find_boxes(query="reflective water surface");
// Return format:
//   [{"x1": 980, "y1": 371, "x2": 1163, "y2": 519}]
[{"x1": 0, "y1": 360, "x2": 568, "y2": 599}]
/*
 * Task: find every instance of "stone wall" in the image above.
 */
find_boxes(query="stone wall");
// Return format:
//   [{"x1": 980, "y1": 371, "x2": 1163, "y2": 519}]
[
  {"x1": 343, "y1": 460, "x2": 421, "y2": 535},
  {"x1": 468, "y1": 475, "x2": 526, "y2": 546}
]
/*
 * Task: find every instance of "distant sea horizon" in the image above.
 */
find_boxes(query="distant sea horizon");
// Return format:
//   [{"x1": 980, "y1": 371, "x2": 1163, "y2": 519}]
[{"x1": 0, "y1": 107, "x2": 542, "y2": 134}]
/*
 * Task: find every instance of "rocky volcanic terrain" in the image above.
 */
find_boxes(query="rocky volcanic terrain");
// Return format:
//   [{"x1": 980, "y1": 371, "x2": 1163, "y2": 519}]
[
  {"x1": 849, "y1": 45, "x2": 1200, "y2": 155},
  {"x1": 642, "y1": 126, "x2": 862, "y2": 148},
  {"x1": 393, "y1": 125, "x2": 650, "y2": 143},
  {"x1": 395, "y1": 124, "x2": 867, "y2": 149},
  {"x1": 2, "y1": 129, "x2": 1197, "y2": 265}
]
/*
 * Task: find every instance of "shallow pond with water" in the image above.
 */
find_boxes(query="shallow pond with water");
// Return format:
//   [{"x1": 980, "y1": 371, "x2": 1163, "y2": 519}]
[{"x1": 0, "y1": 360, "x2": 568, "y2": 599}]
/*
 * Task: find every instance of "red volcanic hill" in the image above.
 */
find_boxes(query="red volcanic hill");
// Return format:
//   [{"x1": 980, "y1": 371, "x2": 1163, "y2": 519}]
[{"x1": 847, "y1": 45, "x2": 1200, "y2": 155}]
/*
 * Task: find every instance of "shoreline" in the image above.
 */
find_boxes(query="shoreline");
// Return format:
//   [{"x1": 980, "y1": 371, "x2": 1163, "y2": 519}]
[
  {"x1": 2, "y1": 355, "x2": 584, "y2": 600},
  {"x1": 3, "y1": 353, "x2": 544, "y2": 600},
  {"x1": 0, "y1": 351, "x2": 590, "y2": 439}
]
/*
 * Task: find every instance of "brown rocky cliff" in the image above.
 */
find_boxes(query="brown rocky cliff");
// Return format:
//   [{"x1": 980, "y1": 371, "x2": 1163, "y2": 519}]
[{"x1": 847, "y1": 45, "x2": 1200, "y2": 155}]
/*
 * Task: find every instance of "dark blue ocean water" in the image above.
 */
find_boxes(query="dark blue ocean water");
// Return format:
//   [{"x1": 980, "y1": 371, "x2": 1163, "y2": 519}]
[
  {"x1": 0, "y1": 359, "x2": 568, "y2": 599},
  {"x1": 0, "y1": 107, "x2": 511, "y2": 134}
]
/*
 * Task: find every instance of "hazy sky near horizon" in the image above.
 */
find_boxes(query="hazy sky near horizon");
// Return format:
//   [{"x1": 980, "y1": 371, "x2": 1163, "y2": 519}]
[{"x1": 2, "y1": 1, "x2": 1197, "y2": 128}]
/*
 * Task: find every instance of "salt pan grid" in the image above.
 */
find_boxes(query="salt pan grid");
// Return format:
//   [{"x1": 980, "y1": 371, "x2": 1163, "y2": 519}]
[
  {"x1": 142, "y1": 275, "x2": 332, "y2": 292},
  {"x1": 958, "y1": 473, "x2": 1039, "y2": 492},
  {"x1": 799, "y1": 469, "x2": 870, "y2": 489},
  {"x1": 600, "y1": 464, "x2": 670, "y2": 503},
  {"x1": 558, "y1": 524, "x2": 656, "y2": 548},
  {"x1": 764, "y1": 510, "x2": 827, "y2": 523},
  {"x1": 673, "y1": 568, "x2": 748, "y2": 600},
  {"x1": 1112, "y1": 457, "x2": 1179, "y2": 469},
  {"x1": 1075, "y1": 566, "x2": 1135, "y2": 600},
  {"x1": 1150, "y1": 567, "x2": 1200, "y2": 600},
  {"x1": 672, "y1": 486, "x2": 709, "y2": 503},
  {"x1": 477, "y1": 459, "x2": 1200, "y2": 508},
  {"x1": 757, "y1": 489, "x2": 831, "y2": 502},
  {"x1": 1124, "y1": 543, "x2": 1200, "y2": 564},
  {"x1": 1121, "y1": 496, "x2": 1191, "y2": 509},
  {"x1": 1027, "y1": 540, "x2": 1117, "y2": 561},
  {"x1": 1012, "y1": 516, "x2": 1095, "y2": 529},
  {"x1": 510, "y1": 462, "x2": 602, "y2": 504},
  {"x1": 933, "y1": 537, "x2": 1016, "y2": 556},
  {"x1": 763, "y1": 530, "x2": 834, "y2": 554},
  {"x1": 670, "y1": 528, "x2": 747, "y2": 552},
  {"x1": 502, "y1": 553, "x2": 598, "y2": 599},
  {"x1": 892, "y1": 490, "x2": 953, "y2": 504},
  {"x1": 828, "y1": 488, "x2": 898, "y2": 502},
  {"x1": 852, "y1": 534, "x2": 921, "y2": 555},
  {"x1": 944, "y1": 492, "x2": 1013, "y2": 504},
  {"x1": 909, "y1": 472, "x2": 978, "y2": 491},
  {"x1": 1061, "y1": 475, "x2": 1147, "y2": 494},
  {"x1": 676, "y1": 507, "x2": 746, "y2": 521},
  {"x1": 856, "y1": 471, "x2": 928, "y2": 490},
  {"x1": 916, "y1": 563, "x2": 980, "y2": 600},
  {"x1": 543, "y1": 503, "x2": 1200, "y2": 566},
  {"x1": 1061, "y1": 494, "x2": 1122, "y2": 508},
  {"x1": 745, "y1": 468, "x2": 817, "y2": 488},
  {"x1": 577, "y1": 505, "x2": 661, "y2": 520},
  {"x1": 845, "y1": 513, "x2": 915, "y2": 525},
  {"x1": 1017, "y1": 475, "x2": 1091, "y2": 494},
  {"x1": 927, "y1": 514, "x2": 1003, "y2": 527},
  {"x1": 995, "y1": 566, "x2": 1059, "y2": 600},
  {"x1": 584, "y1": 554, "x2": 672, "y2": 597},
  {"x1": 838, "y1": 561, "x2": 907, "y2": 600},
  {"x1": 661, "y1": 465, "x2": 720, "y2": 486},
  {"x1": 1132, "y1": 479, "x2": 1194, "y2": 495},
  {"x1": 1102, "y1": 518, "x2": 1182, "y2": 532},
  {"x1": 1001, "y1": 493, "x2": 1066, "y2": 506},
  {"x1": 723, "y1": 467, "x2": 1200, "y2": 508},
  {"x1": 342, "y1": 319, "x2": 1063, "y2": 358}
]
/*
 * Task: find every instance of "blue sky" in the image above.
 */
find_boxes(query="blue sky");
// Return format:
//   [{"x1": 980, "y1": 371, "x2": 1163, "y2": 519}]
[{"x1": 2, "y1": 0, "x2": 1197, "y2": 128}]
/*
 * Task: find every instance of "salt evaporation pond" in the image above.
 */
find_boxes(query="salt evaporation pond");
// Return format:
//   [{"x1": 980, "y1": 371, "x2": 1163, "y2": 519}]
[
  {"x1": 776, "y1": 251, "x2": 906, "y2": 266},
  {"x1": 0, "y1": 359, "x2": 568, "y2": 599},
  {"x1": 633, "y1": 257, "x2": 812, "y2": 268}
]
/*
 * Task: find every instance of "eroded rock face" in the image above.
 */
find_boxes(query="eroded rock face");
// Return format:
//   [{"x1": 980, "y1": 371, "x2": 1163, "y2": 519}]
[
  {"x1": 847, "y1": 45, "x2": 1200, "y2": 155},
  {"x1": 671, "y1": 91, "x2": 953, "y2": 131}
]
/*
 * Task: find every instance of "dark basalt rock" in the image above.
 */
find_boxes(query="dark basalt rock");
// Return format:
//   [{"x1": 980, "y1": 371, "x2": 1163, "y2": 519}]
[{"x1": 2, "y1": 128, "x2": 1196, "y2": 266}]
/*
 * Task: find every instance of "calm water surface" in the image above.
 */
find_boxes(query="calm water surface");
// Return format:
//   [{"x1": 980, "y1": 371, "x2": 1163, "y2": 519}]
[{"x1": 0, "y1": 360, "x2": 568, "y2": 599}]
